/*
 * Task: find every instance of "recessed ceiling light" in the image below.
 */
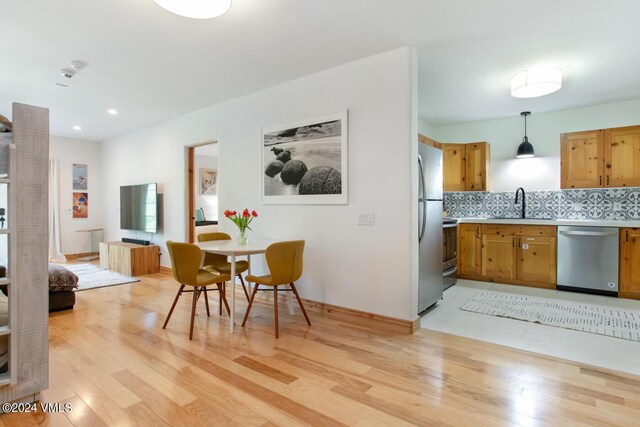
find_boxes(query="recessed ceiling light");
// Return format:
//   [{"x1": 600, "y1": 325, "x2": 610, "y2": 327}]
[
  {"x1": 107, "y1": 109, "x2": 119, "y2": 115},
  {"x1": 511, "y1": 67, "x2": 562, "y2": 98},
  {"x1": 153, "y1": 0, "x2": 232, "y2": 19},
  {"x1": 73, "y1": 125, "x2": 82, "y2": 131}
]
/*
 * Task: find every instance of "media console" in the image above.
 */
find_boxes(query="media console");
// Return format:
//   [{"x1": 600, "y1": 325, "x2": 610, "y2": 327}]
[{"x1": 99, "y1": 241, "x2": 160, "y2": 276}]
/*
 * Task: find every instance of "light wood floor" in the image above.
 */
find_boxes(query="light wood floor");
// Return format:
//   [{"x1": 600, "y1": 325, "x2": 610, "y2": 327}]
[{"x1": 2, "y1": 271, "x2": 640, "y2": 426}]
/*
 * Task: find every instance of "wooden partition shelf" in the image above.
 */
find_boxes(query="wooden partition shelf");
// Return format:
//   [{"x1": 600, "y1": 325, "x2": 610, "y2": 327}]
[{"x1": 100, "y1": 242, "x2": 160, "y2": 276}]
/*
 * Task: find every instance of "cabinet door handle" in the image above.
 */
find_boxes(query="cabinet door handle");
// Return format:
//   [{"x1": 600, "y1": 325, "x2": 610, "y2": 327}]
[
  {"x1": 512, "y1": 237, "x2": 515, "y2": 248},
  {"x1": 606, "y1": 175, "x2": 610, "y2": 186},
  {"x1": 476, "y1": 225, "x2": 480, "y2": 236},
  {"x1": 627, "y1": 230, "x2": 630, "y2": 242},
  {"x1": 599, "y1": 175, "x2": 602, "y2": 186}
]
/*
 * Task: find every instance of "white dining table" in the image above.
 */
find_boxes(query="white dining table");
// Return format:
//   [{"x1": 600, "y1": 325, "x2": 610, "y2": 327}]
[{"x1": 198, "y1": 238, "x2": 291, "y2": 333}]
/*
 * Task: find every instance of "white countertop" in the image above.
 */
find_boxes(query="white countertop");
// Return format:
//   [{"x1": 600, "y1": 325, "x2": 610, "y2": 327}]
[{"x1": 455, "y1": 218, "x2": 640, "y2": 228}]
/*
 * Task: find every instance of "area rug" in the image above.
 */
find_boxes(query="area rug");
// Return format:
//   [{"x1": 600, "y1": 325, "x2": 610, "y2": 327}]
[
  {"x1": 64, "y1": 263, "x2": 140, "y2": 291},
  {"x1": 460, "y1": 291, "x2": 640, "y2": 342}
]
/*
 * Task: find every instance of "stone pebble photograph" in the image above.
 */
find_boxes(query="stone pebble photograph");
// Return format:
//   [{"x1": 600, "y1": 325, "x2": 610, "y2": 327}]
[{"x1": 263, "y1": 119, "x2": 342, "y2": 196}]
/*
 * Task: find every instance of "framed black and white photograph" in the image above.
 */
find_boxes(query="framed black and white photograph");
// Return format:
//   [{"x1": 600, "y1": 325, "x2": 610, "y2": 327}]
[
  {"x1": 199, "y1": 168, "x2": 217, "y2": 195},
  {"x1": 262, "y1": 110, "x2": 348, "y2": 204}
]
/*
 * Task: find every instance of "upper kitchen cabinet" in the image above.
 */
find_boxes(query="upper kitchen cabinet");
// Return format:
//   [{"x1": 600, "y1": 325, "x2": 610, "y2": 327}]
[
  {"x1": 440, "y1": 141, "x2": 490, "y2": 192},
  {"x1": 560, "y1": 129, "x2": 604, "y2": 189},
  {"x1": 604, "y1": 125, "x2": 640, "y2": 187},
  {"x1": 561, "y1": 125, "x2": 640, "y2": 189},
  {"x1": 465, "y1": 142, "x2": 490, "y2": 191},
  {"x1": 418, "y1": 134, "x2": 442, "y2": 150},
  {"x1": 442, "y1": 144, "x2": 466, "y2": 191}
]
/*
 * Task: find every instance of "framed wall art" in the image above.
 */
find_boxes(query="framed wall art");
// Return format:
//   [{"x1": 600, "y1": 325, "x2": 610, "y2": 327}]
[
  {"x1": 200, "y1": 168, "x2": 217, "y2": 195},
  {"x1": 73, "y1": 163, "x2": 87, "y2": 190},
  {"x1": 262, "y1": 110, "x2": 348, "y2": 204},
  {"x1": 72, "y1": 192, "x2": 88, "y2": 218}
]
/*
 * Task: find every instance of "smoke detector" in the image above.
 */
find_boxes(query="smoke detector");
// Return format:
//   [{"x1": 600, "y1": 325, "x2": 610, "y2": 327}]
[{"x1": 61, "y1": 68, "x2": 76, "y2": 79}]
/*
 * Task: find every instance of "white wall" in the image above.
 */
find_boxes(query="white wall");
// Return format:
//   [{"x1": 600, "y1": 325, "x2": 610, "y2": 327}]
[
  {"x1": 50, "y1": 136, "x2": 103, "y2": 254},
  {"x1": 418, "y1": 119, "x2": 436, "y2": 139},
  {"x1": 433, "y1": 98, "x2": 640, "y2": 192},
  {"x1": 194, "y1": 154, "x2": 218, "y2": 221},
  {"x1": 101, "y1": 47, "x2": 417, "y2": 320}
]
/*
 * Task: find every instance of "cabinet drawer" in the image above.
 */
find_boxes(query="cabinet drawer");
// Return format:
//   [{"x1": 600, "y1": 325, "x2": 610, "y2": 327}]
[{"x1": 482, "y1": 224, "x2": 556, "y2": 237}]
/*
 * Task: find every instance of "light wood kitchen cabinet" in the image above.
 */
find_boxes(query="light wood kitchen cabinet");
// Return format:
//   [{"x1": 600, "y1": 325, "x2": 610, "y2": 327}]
[
  {"x1": 517, "y1": 236, "x2": 557, "y2": 284},
  {"x1": 604, "y1": 125, "x2": 640, "y2": 187},
  {"x1": 620, "y1": 228, "x2": 640, "y2": 300},
  {"x1": 465, "y1": 142, "x2": 490, "y2": 191},
  {"x1": 441, "y1": 141, "x2": 490, "y2": 191},
  {"x1": 560, "y1": 129, "x2": 604, "y2": 189},
  {"x1": 482, "y1": 233, "x2": 517, "y2": 280},
  {"x1": 442, "y1": 144, "x2": 466, "y2": 191},
  {"x1": 458, "y1": 223, "x2": 482, "y2": 278},
  {"x1": 561, "y1": 125, "x2": 640, "y2": 189},
  {"x1": 476, "y1": 224, "x2": 557, "y2": 288},
  {"x1": 418, "y1": 133, "x2": 442, "y2": 149}
]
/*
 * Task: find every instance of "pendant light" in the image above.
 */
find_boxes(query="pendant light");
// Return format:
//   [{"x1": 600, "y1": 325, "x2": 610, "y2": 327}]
[
  {"x1": 517, "y1": 111, "x2": 535, "y2": 159},
  {"x1": 152, "y1": 0, "x2": 232, "y2": 19}
]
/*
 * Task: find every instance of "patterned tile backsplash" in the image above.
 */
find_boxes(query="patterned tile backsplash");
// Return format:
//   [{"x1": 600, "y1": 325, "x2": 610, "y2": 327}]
[{"x1": 444, "y1": 188, "x2": 640, "y2": 221}]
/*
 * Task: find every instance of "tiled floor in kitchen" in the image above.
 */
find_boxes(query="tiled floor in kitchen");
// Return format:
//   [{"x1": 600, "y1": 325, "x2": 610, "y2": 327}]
[{"x1": 421, "y1": 279, "x2": 640, "y2": 376}]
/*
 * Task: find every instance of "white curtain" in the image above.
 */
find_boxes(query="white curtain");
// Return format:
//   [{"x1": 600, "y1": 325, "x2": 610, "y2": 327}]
[{"x1": 49, "y1": 158, "x2": 66, "y2": 263}]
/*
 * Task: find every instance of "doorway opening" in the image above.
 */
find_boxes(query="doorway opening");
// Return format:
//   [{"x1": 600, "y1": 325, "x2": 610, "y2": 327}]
[{"x1": 188, "y1": 142, "x2": 219, "y2": 243}]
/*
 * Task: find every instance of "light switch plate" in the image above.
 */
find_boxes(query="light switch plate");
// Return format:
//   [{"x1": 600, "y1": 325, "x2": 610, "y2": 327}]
[{"x1": 358, "y1": 212, "x2": 375, "y2": 226}]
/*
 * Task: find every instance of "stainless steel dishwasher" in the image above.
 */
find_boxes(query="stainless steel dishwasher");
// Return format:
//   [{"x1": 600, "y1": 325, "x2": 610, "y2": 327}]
[{"x1": 557, "y1": 226, "x2": 619, "y2": 296}]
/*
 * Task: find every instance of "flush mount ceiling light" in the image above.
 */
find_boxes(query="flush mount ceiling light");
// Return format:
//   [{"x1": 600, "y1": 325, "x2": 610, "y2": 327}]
[
  {"x1": 517, "y1": 111, "x2": 535, "y2": 159},
  {"x1": 152, "y1": 0, "x2": 232, "y2": 19},
  {"x1": 511, "y1": 67, "x2": 562, "y2": 98}
]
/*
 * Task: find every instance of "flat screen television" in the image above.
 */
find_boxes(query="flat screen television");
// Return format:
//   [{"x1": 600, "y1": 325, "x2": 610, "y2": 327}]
[{"x1": 120, "y1": 183, "x2": 158, "y2": 233}]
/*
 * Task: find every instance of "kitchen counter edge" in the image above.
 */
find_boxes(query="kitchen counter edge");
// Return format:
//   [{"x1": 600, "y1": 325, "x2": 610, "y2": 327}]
[{"x1": 455, "y1": 218, "x2": 640, "y2": 228}]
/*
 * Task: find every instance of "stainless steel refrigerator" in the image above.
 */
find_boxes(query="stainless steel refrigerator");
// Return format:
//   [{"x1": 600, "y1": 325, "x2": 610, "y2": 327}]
[{"x1": 418, "y1": 144, "x2": 444, "y2": 313}]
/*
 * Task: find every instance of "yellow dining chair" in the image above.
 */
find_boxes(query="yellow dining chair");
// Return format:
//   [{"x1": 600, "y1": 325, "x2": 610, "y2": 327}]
[
  {"x1": 164, "y1": 241, "x2": 231, "y2": 340},
  {"x1": 197, "y1": 232, "x2": 251, "y2": 305},
  {"x1": 242, "y1": 240, "x2": 310, "y2": 338}
]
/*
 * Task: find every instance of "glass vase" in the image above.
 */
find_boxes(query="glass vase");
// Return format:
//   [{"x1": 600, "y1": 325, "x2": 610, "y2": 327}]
[{"x1": 237, "y1": 229, "x2": 248, "y2": 245}]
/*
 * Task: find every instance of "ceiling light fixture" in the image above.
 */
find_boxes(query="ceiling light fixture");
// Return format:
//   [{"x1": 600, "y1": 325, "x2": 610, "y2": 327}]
[
  {"x1": 152, "y1": 0, "x2": 232, "y2": 19},
  {"x1": 511, "y1": 67, "x2": 562, "y2": 98},
  {"x1": 73, "y1": 125, "x2": 82, "y2": 131},
  {"x1": 517, "y1": 111, "x2": 535, "y2": 159},
  {"x1": 107, "y1": 108, "x2": 119, "y2": 115}
]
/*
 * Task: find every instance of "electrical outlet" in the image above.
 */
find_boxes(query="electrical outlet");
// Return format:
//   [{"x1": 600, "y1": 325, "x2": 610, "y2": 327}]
[{"x1": 358, "y1": 212, "x2": 375, "y2": 226}]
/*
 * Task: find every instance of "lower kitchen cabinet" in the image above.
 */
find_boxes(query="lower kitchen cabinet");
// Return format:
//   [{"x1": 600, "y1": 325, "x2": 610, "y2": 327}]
[
  {"x1": 517, "y1": 236, "x2": 556, "y2": 284},
  {"x1": 620, "y1": 228, "x2": 640, "y2": 299},
  {"x1": 482, "y1": 233, "x2": 517, "y2": 280},
  {"x1": 458, "y1": 223, "x2": 557, "y2": 289},
  {"x1": 458, "y1": 223, "x2": 482, "y2": 277}
]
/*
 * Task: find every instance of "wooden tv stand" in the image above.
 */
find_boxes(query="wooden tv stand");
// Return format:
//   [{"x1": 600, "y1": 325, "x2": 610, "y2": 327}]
[{"x1": 99, "y1": 241, "x2": 160, "y2": 276}]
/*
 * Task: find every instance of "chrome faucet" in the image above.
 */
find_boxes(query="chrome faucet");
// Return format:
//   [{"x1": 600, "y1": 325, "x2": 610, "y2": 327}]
[{"x1": 515, "y1": 187, "x2": 526, "y2": 219}]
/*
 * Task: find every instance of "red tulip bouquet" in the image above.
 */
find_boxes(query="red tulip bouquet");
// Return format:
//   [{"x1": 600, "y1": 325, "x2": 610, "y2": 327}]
[{"x1": 224, "y1": 209, "x2": 258, "y2": 244}]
